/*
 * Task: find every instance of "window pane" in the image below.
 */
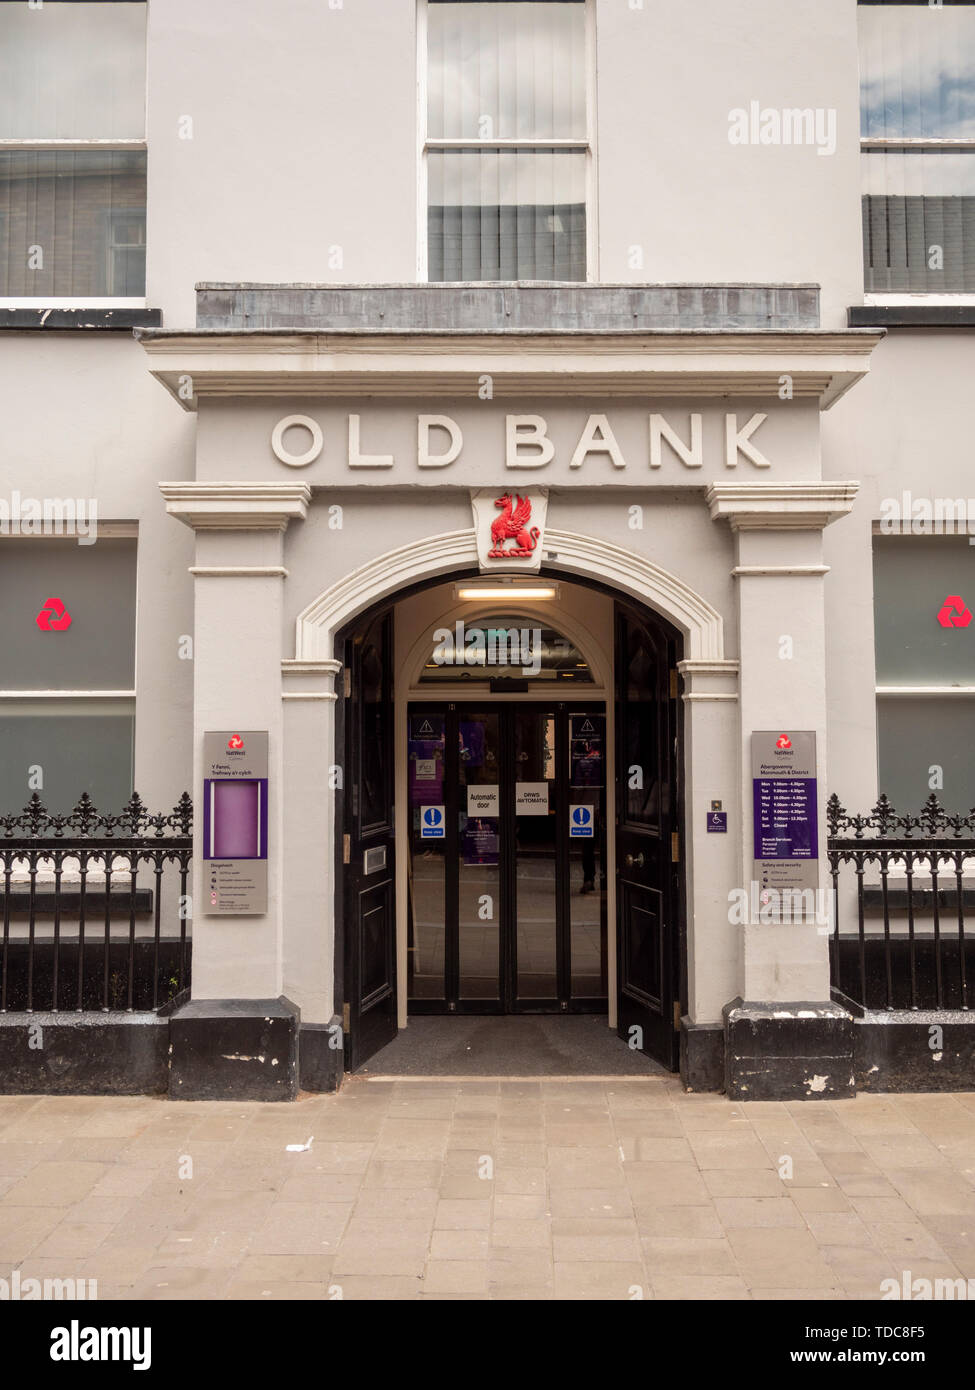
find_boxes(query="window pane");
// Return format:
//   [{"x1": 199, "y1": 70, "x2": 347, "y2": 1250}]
[
  {"x1": 0, "y1": 538, "x2": 137, "y2": 691},
  {"x1": 878, "y1": 696, "x2": 975, "y2": 812},
  {"x1": 0, "y1": 698, "x2": 134, "y2": 814},
  {"x1": 0, "y1": 2, "x2": 146, "y2": 139},
  {"x1": 0, "y1": 151, "x2": 146, "y2": 298},
  {"x1": 428, "y1": 149, "x2": 585, "y2": 280},
  {"x1": 859, "y1": 3, "x2": 975, "y2": 140},
  {"x1": 863, "y1": 150, "x2": 975, "y2": 292},
  {"x1": 873, "y1": 536, "x2": 975, "y2": 686},
  {"x1": 428, "y1": 2, "x2": 586, "y2": 140}
]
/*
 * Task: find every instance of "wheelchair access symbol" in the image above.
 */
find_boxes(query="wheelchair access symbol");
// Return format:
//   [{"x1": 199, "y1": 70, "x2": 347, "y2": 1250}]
[
  {"x1": 570, "y1": 805, "x2": 594, "y2": 838},
  {"x1": 420, "y1": 805, "x2": 445, "y2": 839}
]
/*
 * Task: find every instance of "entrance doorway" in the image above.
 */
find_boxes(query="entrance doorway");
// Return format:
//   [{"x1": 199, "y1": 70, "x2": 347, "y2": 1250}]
[
  {"x1": 338, "y1": 581, "x2": 684, "y2": 1076},
  {"x1": 407, "y1": 703, "x2": 608, "y2": 1014}
]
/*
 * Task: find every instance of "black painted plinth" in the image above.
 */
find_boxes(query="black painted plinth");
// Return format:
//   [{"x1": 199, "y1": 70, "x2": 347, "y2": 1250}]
[
  {"x1": 855, "y1": 1011, "x2": 975, "y2": 1093},
  {"x1": 679, "y1": 1017, "x2": 725, "y2": 1092},
  {"x1": 299, "y1": 1017, "x2": 345, "y2": 1093},
  {"x1": 723, "y1": 999, "x2": 856, "y2": 1101},
  {"x1": 0, "y1": 1012, "x2": 169, "y2": 1095},
  {"x1": 168, "y1": 997, "x2": 299, "y2": 1101}
]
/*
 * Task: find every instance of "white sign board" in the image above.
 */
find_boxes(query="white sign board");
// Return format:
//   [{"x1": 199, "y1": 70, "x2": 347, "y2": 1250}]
[
  {"x1": 467, "y1": 785, "x2": 500, "y2": 817},
  {"x1": 515, "y1": 782, "x2": 549, "y2": 816}
]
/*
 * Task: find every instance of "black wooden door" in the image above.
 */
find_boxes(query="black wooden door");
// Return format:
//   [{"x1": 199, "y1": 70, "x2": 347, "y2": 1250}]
[
  {"x1": 615, "y1": 605, "x2": 680, "y2": 1069},
  {"x1": 343, "y1": 609, "x2": 397, "y2": 1070}
]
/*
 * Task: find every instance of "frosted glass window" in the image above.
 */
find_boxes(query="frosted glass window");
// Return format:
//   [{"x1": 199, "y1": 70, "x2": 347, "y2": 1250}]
[
  {"x1": 0, "y1": 152, "x2": 146, "y2": 297},
  {"x1": 428, "y1": 2, "x2": 587, "y2": 140},
  {"x1": 873, "y1": 537, "x2": 975, "y2": 686},
  {"x1": 0, "y1": 2, "x2": 146, "y2": 140},
  {"x1": 877, "y1": 696, "x2": 975, "y2": 810},
  {"x1": 0, "y1": 698, "x2": 134, "y2": 814},
  {"x1": 0, "y1": 538, "x2": 137, "y2": 691}
]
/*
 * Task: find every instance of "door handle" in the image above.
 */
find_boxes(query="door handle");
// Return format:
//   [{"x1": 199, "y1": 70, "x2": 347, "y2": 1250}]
[{"x1": 624, "y1": 853, "x2": 645, "y2": 869}]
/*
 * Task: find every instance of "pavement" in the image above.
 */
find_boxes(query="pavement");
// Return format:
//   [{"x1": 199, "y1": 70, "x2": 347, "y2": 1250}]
[{"x1": 3, "y1": 1074, "x2": 975, "y2": 1300}]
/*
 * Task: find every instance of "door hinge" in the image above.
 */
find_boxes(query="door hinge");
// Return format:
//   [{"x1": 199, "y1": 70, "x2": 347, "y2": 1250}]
[
  {"x1": 671, "y1": 831, "x2": 680, "y2": 863},
  {"x1": 673, "y1": 1001, "x2": 682, "y2": 1032},
  {"x1": 342, "y1": 834, "x2": 351, "y2": 865},
  {"x1": 669, "y1": 668, "x2": 678, "y2": 700},
  {"x1": 343, "y1": 667, "x2": 351, "y2": 699},
  {"x1": 342, "y1": 1002, "x2": 350, "y2": 1032}
]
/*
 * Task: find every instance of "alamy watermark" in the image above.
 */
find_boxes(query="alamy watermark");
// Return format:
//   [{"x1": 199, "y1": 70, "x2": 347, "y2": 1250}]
[
  {"x1": 728, "y1": 882, "x2": 836, "y2": 927},
  {"x1": 0, "y1": 492, "x2": 98, "y2": 544},
  {"x1": 879, "y1": 492, "x2": 975, "y2": 538},
  {"x1": 728, "y1": 102, "x2": 836, "y2": 156},
  {"x1": 432, "y1": 622, "x2": 543, "y2": 676},
  {"x1": 0, "y1": 1269, "x2": 97, "y2": 1300}
]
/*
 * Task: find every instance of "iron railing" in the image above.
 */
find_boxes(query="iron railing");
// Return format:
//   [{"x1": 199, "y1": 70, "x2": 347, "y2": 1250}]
[
  {"x1": 828, "y1": 794, "x2": 975, "y2": 1012},
  {"x1": 0, "y1": 792, "x2": 193, "y2": 1013}
]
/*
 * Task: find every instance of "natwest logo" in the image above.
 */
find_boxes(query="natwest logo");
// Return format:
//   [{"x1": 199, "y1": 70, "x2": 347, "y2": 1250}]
[
  {"x1": 775, "y1": 734, "x2": 792, "y2": 750},
  {"x1": 937, "y1": 595, "x2": 972, "y2": 629},
  {"x1": 227, "y1": 734, "x2": 244, "y2": 751},
  {"x1": 36, "y1": 597, "x2": 71, "y2": 631}
]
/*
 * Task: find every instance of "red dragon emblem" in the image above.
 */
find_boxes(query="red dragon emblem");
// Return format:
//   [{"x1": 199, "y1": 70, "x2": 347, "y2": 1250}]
[{"x1": 488, "y1": 493, "x2": 540, "y2": 559}]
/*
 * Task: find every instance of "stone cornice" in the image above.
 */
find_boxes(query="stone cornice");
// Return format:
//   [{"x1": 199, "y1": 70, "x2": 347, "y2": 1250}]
[
  {"x1": 159, "y1": 482, "x2": 311, "y2": 530},
  {"x1": 138, "y1": 330, "x2": 883, "y2": 413},
  {"x1": 705, "y1": 482, "x2": 859, "y2": 531}
]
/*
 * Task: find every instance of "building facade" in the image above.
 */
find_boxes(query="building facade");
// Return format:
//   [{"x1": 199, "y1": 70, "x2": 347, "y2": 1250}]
[{"x1": 1, "y1": 0, "x2": 974, "y2": 1100}]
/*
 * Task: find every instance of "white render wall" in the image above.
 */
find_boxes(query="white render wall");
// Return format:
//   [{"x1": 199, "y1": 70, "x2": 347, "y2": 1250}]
[{"x1": 0, "y1": 0, "x2": 961, "y2": 1028}]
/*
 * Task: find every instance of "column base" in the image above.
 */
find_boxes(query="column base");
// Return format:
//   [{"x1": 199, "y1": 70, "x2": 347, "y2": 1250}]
[
  {"x1": 299, "y1": 1017, "x2": 345, "y2": 1094},
  {"x1": 723, "y1": 998, "x2": 855, "y2": 1101},
  {"x1": 169, "y1": 997, "x2": 299, "y2": 1101},
  {"x1": 679, "y1": 1017, "x2": 725, "y2": 1092}
]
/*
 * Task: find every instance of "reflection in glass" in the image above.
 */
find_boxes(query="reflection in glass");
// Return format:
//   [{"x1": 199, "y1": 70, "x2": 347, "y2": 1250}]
[
  {"x1": 862, "y1": 151, "x2": 975, "y2": 292},
  {"x1": 859, "y1": 5, "x2": 975, "y2": 139},
  {"x1": 428, "y1": 150, "x2": 586, "y2": 282},
  {"x1": 428, "y1": 2, "x2": 586, "y2": 141}
]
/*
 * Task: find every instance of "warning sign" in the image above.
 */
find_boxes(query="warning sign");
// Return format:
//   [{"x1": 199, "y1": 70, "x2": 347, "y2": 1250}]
[
  {"x1": 570, "y1": 805, "x2": 594, "y2": 838},
  {"x1": 420, "y1": 805, "x2": 445, "y2": 839}
]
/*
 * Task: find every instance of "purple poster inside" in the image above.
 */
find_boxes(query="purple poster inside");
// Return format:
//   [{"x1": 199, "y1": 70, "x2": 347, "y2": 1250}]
[{"x1": 211, "y1": 780, "x2": 261, "y2": 859}]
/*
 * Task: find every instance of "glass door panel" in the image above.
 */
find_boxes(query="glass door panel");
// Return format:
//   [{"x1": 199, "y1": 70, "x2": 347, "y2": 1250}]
[
  {"x1": 407, "y1": 712, "x2": 447, "y2": 1001},
  {"x1": 458, "y1": 711, "x2": 501, "y2": 1001},
  {"x1": 568, "y1": 712, "x2": 607, "y2": 998},
  {"x1": 514, "y1": 709, "x2": 558, "y2": 1001}
]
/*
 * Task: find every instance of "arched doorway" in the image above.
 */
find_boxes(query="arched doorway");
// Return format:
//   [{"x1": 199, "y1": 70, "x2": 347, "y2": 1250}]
[{"x1": 331, "y1": 580, "x2": 696, "y2": 1076}]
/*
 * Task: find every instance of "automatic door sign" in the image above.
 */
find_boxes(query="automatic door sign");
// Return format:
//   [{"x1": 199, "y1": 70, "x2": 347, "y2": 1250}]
[
  {"x1": 467, "y1": 784, "x2": 499, "y2": 816},
  {"x1": 570, "y1": 805, "x2": 594, "y2": 838},
  {"x1": 420, "y1": 805, "x2": 446, "y2": 839},
  {"x1": 707, "y1": 811, "x2": 727, "y2": 833},
  {"x1": 515, "y1": 782, "x2": 549, "y2": 815}
]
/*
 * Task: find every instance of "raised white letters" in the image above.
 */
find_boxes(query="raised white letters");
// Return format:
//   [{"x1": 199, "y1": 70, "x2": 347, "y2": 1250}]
[
  {"x1": 725, "y1": 413, "x2": 771, "y2": 469},
  {"x1": 569, "y1": 414, "x2": 627, "y2": 470},
  {"x1": 649, "y1": 413, "x2": 703, "y2": 469},
  {"x1": 348, "y1": 414, "x2": 393, "y2": 469},
  {"x1": 418, "y1": 415, "x2": 463, "y2": 469},
  {"x1": 505, "y1": 415, "x2": 554, "y2": 469}
]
